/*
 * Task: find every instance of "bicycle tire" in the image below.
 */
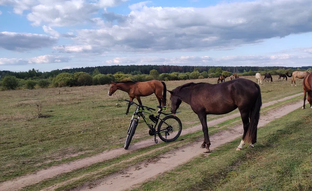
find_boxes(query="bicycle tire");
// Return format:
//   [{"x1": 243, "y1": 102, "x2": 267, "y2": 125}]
[
  {"x1": 157, "y1": 115, "x2": 182, "y2": 143},
  {"x1": 124, "y1": 118, "x2": 138, "y2": 149}
]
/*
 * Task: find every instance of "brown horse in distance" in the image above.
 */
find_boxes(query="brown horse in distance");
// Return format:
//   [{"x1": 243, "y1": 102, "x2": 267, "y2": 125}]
[
  {"x1": 169, "y1": 78, "x2": 262, "y2": 152},
  {"x1": 108, "y1": 80, "x2": 167, "y2": 107},
  {"x1": 302, "y1": 73, "x2": 312, "y2": 109},
  {"x1": 287, "y1": 71, "x2": 310, "y2": 86},
  {"x1": 217, "y1": 75, "x2": 227, "y2": 83},
  {"x1": 230, "y1": 73, "x2": 239, "y2": 80}
]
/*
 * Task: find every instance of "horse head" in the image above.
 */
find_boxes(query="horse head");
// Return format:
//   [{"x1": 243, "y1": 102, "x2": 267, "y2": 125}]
[
  {"x1": 108, "y1": 82, "x2": 118, "y2": 96},
  {"x1": 168, "y1": 90, "x2": 182, "y2": 114}
]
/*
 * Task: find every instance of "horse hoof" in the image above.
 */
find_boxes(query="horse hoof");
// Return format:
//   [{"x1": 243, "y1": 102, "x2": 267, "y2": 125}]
[
  {"x1": 248, "y1": 144, "x2": 254, "y2": 148},
  {"x1": 236, "y1": 147, "x2": 241, "y2": 151},
  {"x1": 204, "y1": 149, "x2": 211, "y2": 153},
  {"x1": 302, "y1": 107, "x2": 305, "y2": 109}
]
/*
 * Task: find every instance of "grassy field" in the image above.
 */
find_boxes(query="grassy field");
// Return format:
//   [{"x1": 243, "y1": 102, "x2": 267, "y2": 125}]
[
  {"x1": 135, "y1": 105, "x2": 312, "y2": 191},
  {"x1": 0, "y1": 76, "x2": 304, "y2": 183}
]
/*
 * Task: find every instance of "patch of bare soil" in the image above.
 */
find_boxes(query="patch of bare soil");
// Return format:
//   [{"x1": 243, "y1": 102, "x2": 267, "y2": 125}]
[{"x1": 0, "y1": 93, "x2": 303, "y2": 191}]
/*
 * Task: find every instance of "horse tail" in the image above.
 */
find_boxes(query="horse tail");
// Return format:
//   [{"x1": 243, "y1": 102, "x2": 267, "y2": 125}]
[
  {"x1": 286, "y1": 71, "x2": 292, "y2": 77},
  {"x1": 246, "y1": 85, "x2": 262, "y2": 144},
  {"x1": 161, "y1": 81, "x2": 167, "y2": 106}
]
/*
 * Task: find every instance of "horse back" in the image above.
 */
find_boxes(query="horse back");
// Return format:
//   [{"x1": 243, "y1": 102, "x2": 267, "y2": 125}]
[
  {"x1": 303, "y1": 73, "x2": 312, "y2": 91},
  {"x1": 190, "y1": 79, "x2": 260, "y2": 114}
]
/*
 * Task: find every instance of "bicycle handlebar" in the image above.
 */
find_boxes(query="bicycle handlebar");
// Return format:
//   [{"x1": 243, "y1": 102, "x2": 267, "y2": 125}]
[{"x1": 124, "y1": 99, "x2": 156, "y2": 112}]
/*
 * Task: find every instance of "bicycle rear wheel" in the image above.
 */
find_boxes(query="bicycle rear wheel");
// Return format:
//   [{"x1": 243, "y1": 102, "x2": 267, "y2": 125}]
[
  {"x1": 124, "y1": 118, "x2": 138, "y2": 149},
  {"x1": 157, "y1": 115, "x2": 182, "y2": 143}
]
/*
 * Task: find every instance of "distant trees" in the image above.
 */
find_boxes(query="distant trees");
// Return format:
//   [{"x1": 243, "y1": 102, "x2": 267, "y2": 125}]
[{"x1": 2, "y1": 65, "x2": 311, "y2": 90}]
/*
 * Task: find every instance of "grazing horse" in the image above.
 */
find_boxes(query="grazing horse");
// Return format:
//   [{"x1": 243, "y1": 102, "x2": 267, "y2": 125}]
[
  {"x1": 217, "y1": 75, "x2": 226, "y2": 83},
  {"x1": 169, "y1": 78, "x2": 262, "y2": 152},
  {"x1": 302, "y1": 73, "x2": 312, "y2": 109},
  {"x1": 288, "y1": 71, "x2": 310, "y2": 86},
  {"x1": 108, "y1": 80, "x2": 167, "y2": 107},
  {"x1": 255, "y1": 73, "x2": 263, "y2": 85},
  {"x1": 230, "y1": 73, "x2": 239, "y2": 80},
  {"x1": 278, "y1": 74, "x2": 287, "y2": 81},
  {"x1": 263, "y1": 73, "x2": 273, "y2": 82}
]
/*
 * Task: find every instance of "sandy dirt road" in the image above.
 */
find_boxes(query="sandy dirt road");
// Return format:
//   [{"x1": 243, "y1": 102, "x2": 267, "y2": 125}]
[{"x1": 0, "y1": 93, "x2": 304, "y2": 191}]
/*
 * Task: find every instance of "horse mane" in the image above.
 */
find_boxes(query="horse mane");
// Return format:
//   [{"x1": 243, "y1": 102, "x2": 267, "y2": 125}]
[
  {"x1": 177, "y1": 82, "x2": 206, "y2": 91},
  {"x1": 116, "y1": 81, "x2": 137, "y2": 84}
]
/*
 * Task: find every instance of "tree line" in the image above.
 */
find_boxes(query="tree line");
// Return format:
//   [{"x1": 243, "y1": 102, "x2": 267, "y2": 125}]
[{"x1": 0, "y1": 65, "x2": 311, "y2": 90}]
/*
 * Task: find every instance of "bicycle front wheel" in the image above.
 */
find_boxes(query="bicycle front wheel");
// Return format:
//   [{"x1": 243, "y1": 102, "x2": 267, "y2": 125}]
[
  {"x1": 124, "y1": 119, "x2": 138, "y2": 150},
  {"x1": 157, "y1": 115, "x2": 182, "y2": 143}
]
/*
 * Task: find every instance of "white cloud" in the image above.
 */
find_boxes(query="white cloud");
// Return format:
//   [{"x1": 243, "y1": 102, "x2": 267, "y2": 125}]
[
  {"x1": 0, "y1": 55, "x2": 69, "y2": 65},
  {"x1": 53, "y1": 45, "x2": 93, "y2": 53},
  {"x1": 42, "y1": 25, "x2": 60, "y2": 37},
  {"x1": 71, "y1": 0, "x2": 312, "y2": 53},
  {"x1": 0, "y1": 31, "x2": 57, "y2": 51},
  {"x1": 98, "y1": 0, "x2": 128, "y2": 8}
]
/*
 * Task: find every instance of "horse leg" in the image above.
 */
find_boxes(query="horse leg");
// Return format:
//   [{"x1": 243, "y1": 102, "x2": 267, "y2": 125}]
[
  {"x1": 308, "y1": 91, "x2": 312, "y2": 108},
  {"x1": 198, "y1": 113, "x2": 211, "y2": 152},
  {"x1": 136, "y1": 96, "x2": 143, "y2": 106},
  {"x1": 237, "y1": 110, "x2": 250, "y2": 150},
  {"x1": 303, "y1": 89, "x2": 307, "y2": 109}
]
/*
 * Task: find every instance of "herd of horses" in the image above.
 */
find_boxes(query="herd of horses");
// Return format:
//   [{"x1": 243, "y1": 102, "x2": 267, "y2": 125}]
[{"x1": 108, "y1": 71, "x2": 312, "y2": 152}]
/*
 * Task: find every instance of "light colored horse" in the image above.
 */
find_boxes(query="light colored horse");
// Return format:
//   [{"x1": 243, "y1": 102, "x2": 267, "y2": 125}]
[
  {"x1": 289, "y1": 71, "x2": 310, "y2": 86},
  {"x1": 255, "y1": 73, "x2": 263, "y2": 85}
]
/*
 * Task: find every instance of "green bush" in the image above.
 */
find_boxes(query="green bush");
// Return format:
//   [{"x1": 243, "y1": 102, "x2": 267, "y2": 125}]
[
  {"x1": 74, "y1": 72, "x2": 92, "y2": 86},
  {"x1": 25, "y1": 80, "x2": 36, "y2": 89},
  {"x1": 2, "y1": 76, "x2": 19, "y2": 90},
  {"x1": 38, "y1": 80, "x2": 50, "y2": 88},
  {"x1": 93, "y1": 74, "x2": 113, "y2": 85},
  {"x1": 52, "y1": 73, "x2": 75, "y2": 87}
]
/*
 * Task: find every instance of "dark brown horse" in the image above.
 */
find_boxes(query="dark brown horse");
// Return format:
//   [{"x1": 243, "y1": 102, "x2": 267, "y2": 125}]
[
  {"x1": 263, "y1": 73, "x2": 273, "y2": 82},
  {"x1": 108, "y1": 80, "x2": 167, "y2": 107},
  {"x1": 217, "y1": 75, "x2": 226, "y2": 83},
  {"x1": 169, "y1": 78, "x2": 262, "y2": 152},
  {"x1": 278, "y1": 74, "x2": 287, "y2": 81},
  {"x1": 302, "y1": 73, "x2": 312, "y2": 109}
]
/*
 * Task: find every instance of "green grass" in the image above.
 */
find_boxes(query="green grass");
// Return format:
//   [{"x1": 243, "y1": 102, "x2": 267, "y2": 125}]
[
  {"x1": 0, "y1": 76, "x2": 304, "y2": 183},
  {"x1": 134, "y1": 107, "x2": 312, "y2": 191}
]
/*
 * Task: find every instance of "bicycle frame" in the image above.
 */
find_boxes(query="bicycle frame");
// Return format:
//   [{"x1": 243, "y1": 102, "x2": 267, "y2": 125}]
[{"x1": 126, "y1": 100, "x2": 170, "y2": 143}]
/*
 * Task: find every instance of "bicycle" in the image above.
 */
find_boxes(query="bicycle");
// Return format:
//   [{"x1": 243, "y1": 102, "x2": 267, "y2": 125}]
[{"x1": 124, "y1": 99, "x2": 182, "y2": 150}]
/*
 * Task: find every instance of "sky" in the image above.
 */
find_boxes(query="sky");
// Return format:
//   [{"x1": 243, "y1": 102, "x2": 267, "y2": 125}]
[{"x1": 1, "y1": 0, "x2": 312, "y2": 72}]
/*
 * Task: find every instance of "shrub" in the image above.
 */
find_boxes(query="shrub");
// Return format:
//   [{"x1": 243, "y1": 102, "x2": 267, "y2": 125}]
[
  {"x1": 26, "y1": 80, "x2": 36, "y2": 89},
  {"x1": 2, "y1": 76, "x2": 19, "y2": 90},
  {"x1": 74, "y1": 72, "x2": 92, "y2": 86},
  {"x1": 38, "y1": 80, "x2": 50, "y2": 88},
  {"x1": 52, "y1": 73, "x2": 75, "y2": 87},
  {"x1": 93, "y1": 74, "x2": 113, "y2": 85}
]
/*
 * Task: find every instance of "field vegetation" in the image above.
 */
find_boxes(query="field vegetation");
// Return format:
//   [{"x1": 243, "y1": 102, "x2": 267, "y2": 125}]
[{"x1": 0, "y1": 75, "x2": 308, "y2": 190}]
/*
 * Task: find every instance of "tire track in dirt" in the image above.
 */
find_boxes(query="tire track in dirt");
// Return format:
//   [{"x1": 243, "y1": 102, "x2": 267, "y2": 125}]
[{"x1": 0, "y1": 93, "x2": 303, "y2": 191}]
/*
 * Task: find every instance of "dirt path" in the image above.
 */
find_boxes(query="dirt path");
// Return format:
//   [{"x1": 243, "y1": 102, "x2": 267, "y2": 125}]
[
  {"x1": 80, "y1": 99, "x2": 304, "y2": 191},
  {"x1": 0, "y1": 93, "x2": 303, "y2": 191}
]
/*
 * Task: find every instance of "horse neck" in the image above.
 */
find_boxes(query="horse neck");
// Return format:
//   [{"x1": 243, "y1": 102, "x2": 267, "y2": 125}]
[
  {"x1": 117, "y1": 83, "x2": 133, "y2": 93},
  {"x1": 176, "y1": 87, "x2": 192, "y2": 104}
]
